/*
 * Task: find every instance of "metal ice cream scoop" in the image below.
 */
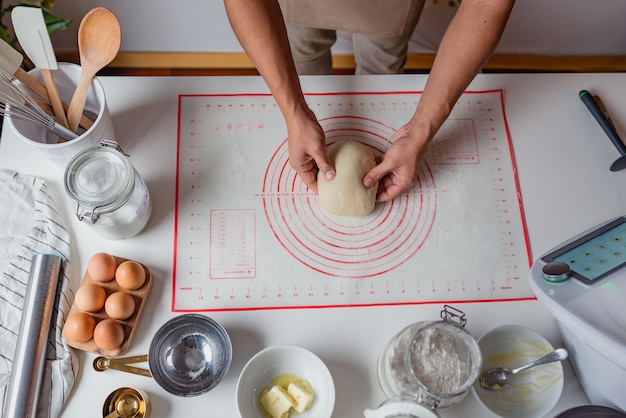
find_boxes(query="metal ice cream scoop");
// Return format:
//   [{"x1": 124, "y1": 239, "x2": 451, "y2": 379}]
[{"x1": 479, "y1": 348, "x2": 568, "y2": 390}]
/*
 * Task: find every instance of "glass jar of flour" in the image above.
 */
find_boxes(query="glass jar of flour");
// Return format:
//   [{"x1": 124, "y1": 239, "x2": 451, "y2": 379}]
[
  {"x1": 373, "y1": 305, "x2": 482, "y2": 414},
  {"x1": 64, "y1": 141, "x2": 152, "y2": 240}
]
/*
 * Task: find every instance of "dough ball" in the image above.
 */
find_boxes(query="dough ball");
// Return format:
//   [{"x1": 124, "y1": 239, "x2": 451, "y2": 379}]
[{"x1": 317, "y1": 141, "x2": 377, "y2": 216}]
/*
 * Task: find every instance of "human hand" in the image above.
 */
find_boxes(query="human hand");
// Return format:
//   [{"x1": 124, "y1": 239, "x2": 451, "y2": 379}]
[
  {"x1": 286, "y1": 107, "x2": 335, "y2": 193},
  {"x1": 363, "y1": 124, "x2": 428, "y2": 202}
]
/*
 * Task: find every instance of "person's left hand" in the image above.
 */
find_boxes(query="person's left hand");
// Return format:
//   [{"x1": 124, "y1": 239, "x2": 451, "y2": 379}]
[{"x1": 363, "y1": 124, "x2": 428, "y2": 202}]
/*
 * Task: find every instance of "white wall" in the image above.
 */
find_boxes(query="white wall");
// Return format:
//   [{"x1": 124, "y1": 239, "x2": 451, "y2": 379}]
[{"x1": 49, "y1": 0, "x2": 626, "y2": 55}]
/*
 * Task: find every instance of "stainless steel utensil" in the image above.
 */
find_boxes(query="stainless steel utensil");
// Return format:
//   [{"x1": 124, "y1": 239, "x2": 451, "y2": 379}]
[
  {"x1": 92, "y1": 315, "x2": 232, "y2": 398},
  {"x1": 2, "y1": 254, "x2": 63, "y2": 418},
  {"x1": 0, "y1": 69, "x2": 78, "y2": 140},
  {"x1": 479, "y1": 348, "x2": 568, "y2": 390},
  {"x1": 148, "y1": 314, "x2": 232, "y2": 397},
  {"x1": 0, "y1": 38, "x2": 94, "y2": 130}
]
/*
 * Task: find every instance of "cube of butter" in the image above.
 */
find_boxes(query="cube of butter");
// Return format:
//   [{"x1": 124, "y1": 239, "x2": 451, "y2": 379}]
[
  {"x1": 260, "y1": 385, "x2": 295, "y2": 418},
  {"x1": 287, "y1": 382, "x2": 314, "y2": 413}
]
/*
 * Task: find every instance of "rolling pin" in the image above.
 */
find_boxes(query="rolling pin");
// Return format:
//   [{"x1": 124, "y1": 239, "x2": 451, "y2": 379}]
[{"x1": 2, "y1": 253, "x2": 64, "y2": 418}]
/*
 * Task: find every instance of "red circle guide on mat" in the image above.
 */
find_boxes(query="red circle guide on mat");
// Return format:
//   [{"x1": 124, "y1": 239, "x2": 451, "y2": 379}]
[{"x1": 173, "y1": 90, "x2": 531, "y2": 312}]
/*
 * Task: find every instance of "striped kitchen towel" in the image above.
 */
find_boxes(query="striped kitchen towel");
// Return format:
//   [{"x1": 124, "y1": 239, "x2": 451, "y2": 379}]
[{"x1": 0, "y1": 169, "x2": 78, "y2": 417}]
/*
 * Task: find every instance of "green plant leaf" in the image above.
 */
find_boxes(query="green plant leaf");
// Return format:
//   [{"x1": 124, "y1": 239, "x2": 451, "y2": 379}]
[
  {"x1": 0, "y1": 25, "x2": 11, "y2": 44},
  {"x1": 1, "y1": 1, "x2": 71, "y2": 69},
  {"x1": 40, "y1": 0, "x2": 55, "y2": 9},
  {"x1": 42, "y1": 8, "x2": 71, "y2": 33},
  {"x1": 6, "y1": 2, "x2": 72, "y2": 33}
]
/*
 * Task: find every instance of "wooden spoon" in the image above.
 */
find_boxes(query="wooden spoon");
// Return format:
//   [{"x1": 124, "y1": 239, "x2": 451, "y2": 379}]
[{"x1": 66, "y1": 7, "x2": 121, "y2": 132}]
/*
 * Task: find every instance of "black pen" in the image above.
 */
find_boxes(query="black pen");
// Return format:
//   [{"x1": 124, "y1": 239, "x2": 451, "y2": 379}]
[{"x1": 579, "y1": 89, "x2": 626, "y2": 171}]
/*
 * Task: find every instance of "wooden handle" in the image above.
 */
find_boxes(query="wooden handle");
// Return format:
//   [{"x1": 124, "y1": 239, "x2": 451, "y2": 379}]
[
  {"x1": 15, "y1": 67, "x2": 48, "y2": 99},
  {"x1": 41, "y1": 69, "x2": 69, "y2": 128},
  {"x1": 14, "y1": 67, "x2": 93, "y2": 130},
  {"x1": 66, "y1": 73, "x2": 92, "y2": 132}
]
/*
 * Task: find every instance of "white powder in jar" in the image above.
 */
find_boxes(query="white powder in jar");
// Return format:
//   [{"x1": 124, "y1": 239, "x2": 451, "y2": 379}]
[
  {"x1": 66, "y1": 146, "x2": 152, "y2": 240},
  {"x1": 409, "y1": 326, "x2": 462, "y2": 394},
  {"x1": 382, "y1": 324, "x2": 463, "y2": 398},
  {"x1": 88, "y1": 169, "x2": 152, "y2": 239}
]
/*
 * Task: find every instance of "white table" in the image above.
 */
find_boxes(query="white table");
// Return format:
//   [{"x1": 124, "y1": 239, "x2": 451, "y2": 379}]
[{"x1": 4, "y1": 73, "x2": 626, "y2": 417}]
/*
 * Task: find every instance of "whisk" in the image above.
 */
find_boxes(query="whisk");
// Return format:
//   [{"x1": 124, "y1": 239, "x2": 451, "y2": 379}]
[{"x1": 0, "y1": 69, "x2": 78, "y2": 141}]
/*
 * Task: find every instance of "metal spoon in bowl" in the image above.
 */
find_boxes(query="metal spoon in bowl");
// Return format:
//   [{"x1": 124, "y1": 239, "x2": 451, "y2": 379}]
[{"x1": 479, "y1": 348, "x2": 568, "y2": 390}]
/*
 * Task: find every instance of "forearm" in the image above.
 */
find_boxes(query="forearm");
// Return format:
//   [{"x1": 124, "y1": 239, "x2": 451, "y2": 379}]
[
  {"x1": 410, "y1": 0, "x2": 514, "y2": 140},
  {"x1": 224, "y1": 0, "x2": 335, "y2": 189},
  {"x1": 223, "y1": 0, "x2": 308, "y2": 119}
]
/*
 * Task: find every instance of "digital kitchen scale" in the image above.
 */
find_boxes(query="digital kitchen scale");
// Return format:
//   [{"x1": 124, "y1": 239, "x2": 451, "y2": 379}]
[{"x1": 530, "y1": 217, "x2": 626, "y2": 411}]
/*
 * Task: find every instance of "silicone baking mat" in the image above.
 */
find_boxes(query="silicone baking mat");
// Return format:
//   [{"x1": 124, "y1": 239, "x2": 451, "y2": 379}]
[{"x1": 173, "y1": 90, "x2": 531, "y2": 311}]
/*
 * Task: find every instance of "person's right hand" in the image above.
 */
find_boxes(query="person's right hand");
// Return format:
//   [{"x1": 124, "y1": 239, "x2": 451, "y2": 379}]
[
  {"x1": 363, "y1": 123, "x2": 428, "y2": 202},
  {"x1": 285, "y1": 107, "x2": 335, "y2": 193}
]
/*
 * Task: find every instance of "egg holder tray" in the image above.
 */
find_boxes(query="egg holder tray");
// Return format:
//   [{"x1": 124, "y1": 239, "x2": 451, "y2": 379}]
[{"x1": 62, "y1": 256, "x2": 152, "y2": 356}]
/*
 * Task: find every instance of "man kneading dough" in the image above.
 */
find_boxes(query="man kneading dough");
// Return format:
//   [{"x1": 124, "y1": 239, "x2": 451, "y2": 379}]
[{"x1": 317, "y1": 141, "x2": 378, "y2": 216}]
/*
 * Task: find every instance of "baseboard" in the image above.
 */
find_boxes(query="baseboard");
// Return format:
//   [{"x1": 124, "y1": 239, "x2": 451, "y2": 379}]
[{"x1": 55, "y1": 51, "x2": 626, "y2": 73}]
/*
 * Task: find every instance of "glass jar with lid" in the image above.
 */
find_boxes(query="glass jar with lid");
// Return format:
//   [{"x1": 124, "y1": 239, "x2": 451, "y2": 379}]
[
  {"x1": 364, "y1": 397, "x2": 439, "y2": 418},
  {"x1": 64, "y1": 141, "x2": 152, "y2": 240},
  {"x1": 373, "y1": 305, "x2": 482, "y2": 415}
]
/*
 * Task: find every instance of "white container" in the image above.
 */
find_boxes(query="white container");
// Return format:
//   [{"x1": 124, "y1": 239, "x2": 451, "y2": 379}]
[
  {"x1": 530, "y1": 217, "x2": 626, "y2": 412},
  {"x1": 6, "y1": 62, "x2": 115, "y2": 168},
  {"x1": 64, "y1": 143, "x2": 152, "y2": 240},
  {"x1": 531, "y1": 272, "x2": 626, "y2": 410},
  {"x1": 557, "y1": 321, "x2": 623, "y2": 408}
]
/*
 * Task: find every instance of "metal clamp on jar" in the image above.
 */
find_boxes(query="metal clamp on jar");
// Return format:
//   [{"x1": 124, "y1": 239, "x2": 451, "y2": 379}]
[
  {"x1": 64, "y1": 140, "x2": 152, "y2": 240},
  {"x1": 367, "y1": 305, "x2": 482, "y2": 417}
]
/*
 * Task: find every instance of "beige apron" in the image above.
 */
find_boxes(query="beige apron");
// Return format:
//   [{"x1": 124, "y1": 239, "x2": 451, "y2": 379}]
[{"x1": 277, "y1": 0, "x2": 424, "y2": 38}]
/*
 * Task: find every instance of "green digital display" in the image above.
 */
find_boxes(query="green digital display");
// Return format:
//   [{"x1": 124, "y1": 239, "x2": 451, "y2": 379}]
[{"x1": 543, "y1": 217, "x2": 626, "y2": 284}]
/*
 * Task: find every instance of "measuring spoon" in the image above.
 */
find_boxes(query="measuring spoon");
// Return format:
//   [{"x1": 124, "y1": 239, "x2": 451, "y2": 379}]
[
  {"x1": 479, "y1": 348, "x2": 568, "y2": 390},
  {"x1": 66, "y1": 7, "x2": 120, "y2": 132},
  {"x1": 104, "y1": 389, "x2": 142, "y2": 418},
  {"x1": 93, "y1": 355, "x2": 151, "y2": 377}
]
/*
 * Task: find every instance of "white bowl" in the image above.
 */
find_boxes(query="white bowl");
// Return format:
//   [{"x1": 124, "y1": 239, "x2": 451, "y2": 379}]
[
  {"x1": 237, "y1": 345, "x2": 335, "y2": 418},
  {"x1": 472, "y1": 325, "x2": 564, "y2": 418}
]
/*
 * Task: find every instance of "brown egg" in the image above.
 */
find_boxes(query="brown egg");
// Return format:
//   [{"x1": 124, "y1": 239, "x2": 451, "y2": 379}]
[
  {"x1": 93, "y1": 319, "x2": 125, "y2": 351},
  {"x1": 87, "y1": 253, "x2": 117, "y2": 283},
  {"x1": 64, "y1": 312, "x2": 96, "y2": 343},
  {"x1": 115, "y1": 261, "x2": 146, "y2": 290},
  {"x1": 105, "y1": 291, "x2": 136, "y2": 320},
  {"x1": 74, "y1": 283, "x2": 107, "y2": 312}
]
